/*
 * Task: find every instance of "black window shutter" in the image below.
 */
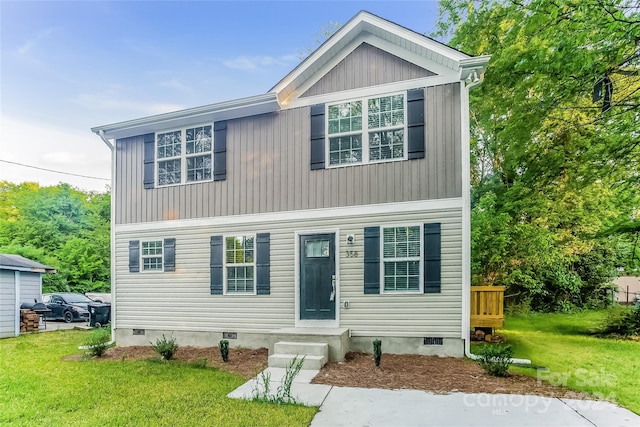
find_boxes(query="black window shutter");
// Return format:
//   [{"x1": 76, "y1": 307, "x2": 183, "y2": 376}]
[
  {"x1": 143, "y1": 133, "x2": 155, "y2": 189},
  {"x1": 164, "y1": 238, "x2": 176, "y2": 272},
  {"x1": 364, "y1": 227, "x2": 381, "y2": 294},
  {"x1": 129, "y1": 240, "x2": 140, "y2": 273},
  {"x1": 310, "y1": 104, "x2": 325, "y2": 170},
  {"x1": 424, "y1": 223, "x2": 441, "y2": 293},
  {"x1": 407, "y1": 88, "x2": 425, "y2": 160},
  {"x1": 255, "y1": 233, "x2": 270, "y2": 295},
  {"x1": 213, "y1": 121, "x2": 227, "y2": 181},
  {"x1": 210, "y1": 236, "x2": 223, "y2": 294}
]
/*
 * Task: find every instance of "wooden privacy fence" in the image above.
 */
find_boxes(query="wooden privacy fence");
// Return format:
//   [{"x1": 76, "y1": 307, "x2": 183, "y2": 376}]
[{"x1": 470, "y1": 286, "x2": 505, "y2": 329}]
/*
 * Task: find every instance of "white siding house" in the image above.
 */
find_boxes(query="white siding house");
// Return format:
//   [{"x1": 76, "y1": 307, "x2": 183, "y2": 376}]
[
  {"x1": 92, "y1": 11, "x2": 489, "y2": 358},
  {"x1": 0, "y1": 254, "x2": 55, "y2": 338}
]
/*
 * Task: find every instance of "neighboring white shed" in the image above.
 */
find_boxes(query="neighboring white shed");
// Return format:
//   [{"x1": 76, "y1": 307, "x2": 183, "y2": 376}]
[{"x1": 0, "y1": 254, "x2": 56, "y2": 338}]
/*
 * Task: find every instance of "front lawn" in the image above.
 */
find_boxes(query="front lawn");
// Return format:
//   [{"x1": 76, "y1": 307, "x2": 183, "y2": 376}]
[
  {"x1": 0, "y1": 330, "x2": 317, "y2": 426},
  {"x1": 501, "y1": 310, "x2": 640, "y2": 414}
]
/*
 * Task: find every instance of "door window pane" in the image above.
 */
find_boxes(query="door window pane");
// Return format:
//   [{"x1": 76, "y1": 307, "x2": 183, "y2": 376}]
[{"x1": 305, "y1": 240, "x2": 330, "y2": 258}]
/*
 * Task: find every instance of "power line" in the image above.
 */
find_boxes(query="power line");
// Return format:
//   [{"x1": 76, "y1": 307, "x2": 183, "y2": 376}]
[{"x1": 0, "y1": 159, "x2": 110, "y2": 181}]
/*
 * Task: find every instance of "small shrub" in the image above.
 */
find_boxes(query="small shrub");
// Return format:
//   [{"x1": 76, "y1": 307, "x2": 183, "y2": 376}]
[
  {"x1": 476, "y1": 344, "x2": 513, "y2": 377},
  {"x1": 84, "y1": 327, "x2": 111, "y2": 357},
  {"x1": 600, "y1": 305, "x2": 640, "y2": 337},
  {"x1": 373, "y1": 339, "x2": 382, "y2": 367},
  {"x1": 219, "y1": 339, "x2": 229, "y2": 362},
  {"x1": 151, "y1": 335, "x2": 178, "y2": 360}
]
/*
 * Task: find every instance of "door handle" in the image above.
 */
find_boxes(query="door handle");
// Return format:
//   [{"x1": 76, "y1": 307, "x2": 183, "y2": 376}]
[{"x1": 330, "y1": 275, "x2": 336, "y2": 301}]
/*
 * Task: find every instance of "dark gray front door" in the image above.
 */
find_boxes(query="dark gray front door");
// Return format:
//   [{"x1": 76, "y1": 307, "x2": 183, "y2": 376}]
[{"x1": 300, "y1": 233, "x2": 336, "y2": 320}]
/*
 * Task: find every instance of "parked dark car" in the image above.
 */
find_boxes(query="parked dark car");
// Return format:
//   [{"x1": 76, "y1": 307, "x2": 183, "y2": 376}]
[{"x1": 42, "y1": 293, "x2": 91, "y2": 323}]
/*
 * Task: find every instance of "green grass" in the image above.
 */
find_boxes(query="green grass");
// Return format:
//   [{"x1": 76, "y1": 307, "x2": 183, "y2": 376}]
[
  {"x1": 0, "y1": 330, "x2": 317, "y2": 426},
  {"x1": 495, "y1": 310, "x2": 640, "y2": 414}
]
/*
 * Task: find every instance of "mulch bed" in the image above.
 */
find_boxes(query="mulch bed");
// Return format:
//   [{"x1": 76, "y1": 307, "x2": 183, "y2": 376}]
[
  {"x1": 311, "y1": 352, "x2": 590, "y2": 398},
  {"x1": 66, "y1": 346, "x2": 268, "y2": 379},
  {"x1": 67, "y1": 347, "x2": 591, "y2": 398}
]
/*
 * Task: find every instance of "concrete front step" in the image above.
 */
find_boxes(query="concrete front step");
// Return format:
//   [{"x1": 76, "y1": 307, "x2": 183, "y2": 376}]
[
  {"x1": 274, "y1": 341, "x2": 329, "y2": 358},
  {"x1": 268, "y1": 341, "x2": 329, "y2": 370},
  {"x1": 268, "y1": 327, "x2": 350, "y2": 362},
  {"x1": 268, "y1": 353, "x2": 327, "y2": 370}
]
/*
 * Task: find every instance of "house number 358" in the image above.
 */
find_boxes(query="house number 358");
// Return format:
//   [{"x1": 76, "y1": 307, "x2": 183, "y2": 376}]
[{"x1": 346, "y1": 251, "x2": 359, "y2": 258}]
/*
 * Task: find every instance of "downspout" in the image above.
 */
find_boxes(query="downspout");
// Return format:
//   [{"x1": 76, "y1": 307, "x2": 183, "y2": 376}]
[
  {"x1": 95, "y1": 130, "x2": 117, "y2": 347},
  {"x1": 460, "y1": 72, "x2": 531, "y2": 365}
]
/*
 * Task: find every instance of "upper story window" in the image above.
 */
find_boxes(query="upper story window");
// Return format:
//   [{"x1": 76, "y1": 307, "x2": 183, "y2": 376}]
[
  {"x1": 327, "y1": 93, "x2": 406, "y2": 167},
  {"x1": 225, "y1": 235, "x2": 255, "y2": 294},
  {"x1": 157, "y1": 125, "x2": 212, "y2": 186},
  {"x1": 142, "y1": 240, "x2": 163, "y2": 271},
  {"x1": 382, "y1": 225, "x2": 421, "y2": 292}
]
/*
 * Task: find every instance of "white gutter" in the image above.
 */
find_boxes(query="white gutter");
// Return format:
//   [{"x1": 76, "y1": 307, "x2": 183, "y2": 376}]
[
  {"x1": 96, "y1": 130, "x2": 117, "y2": 347},
  {"x1": 91, "y1": 93, "x2": 279, "y2": 140}
]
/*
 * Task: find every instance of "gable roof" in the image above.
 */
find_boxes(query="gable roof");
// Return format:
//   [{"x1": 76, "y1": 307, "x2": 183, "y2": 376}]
[
  {"x1": 92, "y1": 10, "x2": 489, "y2": 140},
  {"x1": 271, "y1": 10, "x2": 490, "y2": 105},
  {"x1": 0, "y1": 254, "x2": 56, "y2": 274}
]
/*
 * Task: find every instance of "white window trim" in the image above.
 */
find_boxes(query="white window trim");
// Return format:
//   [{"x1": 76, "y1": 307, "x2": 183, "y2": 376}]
[
  {"x1": 141, "y1": 240, "x2": 164, "y2": 273},
  {"x1": 325, "y1": 91, "x2": 408, "y2": 168},
  {"x1": 156, "y1": 124, "x2": 214, "y2": 187},
  {"x1": 379, "y1": 223, "x2": 423, "y2": 294},
  {"x1": 223, "y1": 234, "x2": 257, "y2": 295}
]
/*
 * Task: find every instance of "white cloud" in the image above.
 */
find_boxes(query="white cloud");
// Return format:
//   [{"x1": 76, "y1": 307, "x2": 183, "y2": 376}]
[
  {"x1": 223, "y1": 54, "x2": 297, "y2": 71},
  {"x1": 72, "y1": 92, "x2": 184, "y2": 116},
  {"x1": 17, "y1": 28, "x2": 56, "y2": 55},
  {"x1": 0, "y1": 115, "x2": 111, "y2": 192}
]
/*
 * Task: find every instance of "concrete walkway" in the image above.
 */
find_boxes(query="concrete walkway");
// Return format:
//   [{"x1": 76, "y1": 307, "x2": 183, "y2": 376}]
[{"x1": 228, "y1": 368, "x2": 640, "y2": 427}]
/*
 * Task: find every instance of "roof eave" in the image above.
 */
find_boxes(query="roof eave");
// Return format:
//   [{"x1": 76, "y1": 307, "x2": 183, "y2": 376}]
[{"x1": 91, "y1": 92, "x2": 280, "y2": 140}]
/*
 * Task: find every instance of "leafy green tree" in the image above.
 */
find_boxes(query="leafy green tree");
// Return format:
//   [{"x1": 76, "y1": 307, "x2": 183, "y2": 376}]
[
  {"x1": 0, "y1": 181, "x2": 110, "y2": 293},
  {"x1": 436, "y1": 0, "x2": 640, "y2": 310}
]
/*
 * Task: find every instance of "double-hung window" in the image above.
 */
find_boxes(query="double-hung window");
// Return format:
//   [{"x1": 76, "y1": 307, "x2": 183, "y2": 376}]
[
  {"x1": 225, "y1": 235, "x2": 255, "y2": 293},
  {"x1": 382, "y1": 225, "x2": 421, "y2": 292},
  {"x1": 157, "y1": 125, "x2": 212, "y2": 186},
  {"x1": 142, "y1": 240, "x2": 163, "y2": 271},
  {"x1": 327, "y1": 93, "x2": 406, "y2": 166}
]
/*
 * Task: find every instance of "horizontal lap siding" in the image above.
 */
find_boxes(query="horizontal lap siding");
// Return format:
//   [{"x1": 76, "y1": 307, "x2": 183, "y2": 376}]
[
  {"x1": 114, "y1": 207, "x2": 462, "y2": 337},
  {"x1": 115, "y1": 83, "x2": 462, "y2": 225},
  {"x1": 301, "y1": 43, "x2": 435, "y2": 97},
  {"x1": 19, "y1": 272, "x2": 41, "y2": 304},
  {"x1": 0, "y1": 270, "x2": 16, "y2": 338}
]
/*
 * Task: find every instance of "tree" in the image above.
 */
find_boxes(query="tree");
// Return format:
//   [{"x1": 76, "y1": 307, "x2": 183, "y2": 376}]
[
  {"x1": 435, "y1": 0, "x2": 640, "y2": 310},
  {"x1": 0, "y1": 181, "x2": 111, "y2": 293}
]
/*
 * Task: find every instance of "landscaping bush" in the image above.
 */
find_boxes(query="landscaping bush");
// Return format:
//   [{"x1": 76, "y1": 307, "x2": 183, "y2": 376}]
[
  {"x1": 151, "y1": 335, "x2": 179, "y2": 360},
  {"x1": 84, "y1": 327, "x2": 111, "y2": 357},
  {"x1": 219, "y1": 339, "x2": 229, "y2": 362},
  {"x1": 373, "y1": 339, "x2": 382, "y2": 367},
  {"x1": 476, "y1": 344, "x2": 513, "y2": 377},
  {"x1": 600, "y1": 305, "x2": 640, "y2": 337}
]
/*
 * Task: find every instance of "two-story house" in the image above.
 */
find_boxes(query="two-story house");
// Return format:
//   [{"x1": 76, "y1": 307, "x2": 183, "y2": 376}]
[{"x1": 92, "y1": 11, "x2": 489, "y2": 361}]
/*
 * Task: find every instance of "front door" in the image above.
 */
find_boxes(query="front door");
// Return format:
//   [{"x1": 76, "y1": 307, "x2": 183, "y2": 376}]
[{"x1": 300, "y1": 233, "x2": 336, "y2": 320}]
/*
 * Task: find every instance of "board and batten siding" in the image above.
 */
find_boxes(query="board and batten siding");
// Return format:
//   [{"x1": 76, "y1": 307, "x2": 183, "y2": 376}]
[
  {"x1": 0, "y1": 270, "x2": 16, "y2": 338},
  {"x1": 114, "y1": 206, "x2": 462, "y2": 338},
  {"x1": 300, "y1": 42, "x2": 435, "y2": 98},
  {"x1": 115, "y1": 83, "x2": 462, "y2": 225}
]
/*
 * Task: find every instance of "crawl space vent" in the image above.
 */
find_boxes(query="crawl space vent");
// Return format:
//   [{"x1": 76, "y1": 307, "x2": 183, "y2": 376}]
[{"x1": 423, "y1": 337, "x2": 443, "y2": 346}]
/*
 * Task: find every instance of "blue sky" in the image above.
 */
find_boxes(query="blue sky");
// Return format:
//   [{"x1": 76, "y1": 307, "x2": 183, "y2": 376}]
[{"x1": 0, "y1": 1, "x2": 441, "y2": 192}]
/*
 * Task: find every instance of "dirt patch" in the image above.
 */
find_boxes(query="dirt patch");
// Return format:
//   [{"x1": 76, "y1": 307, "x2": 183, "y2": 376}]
[{"x1": 311, "y1": 352, "x2": 588, "y2": 399}]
